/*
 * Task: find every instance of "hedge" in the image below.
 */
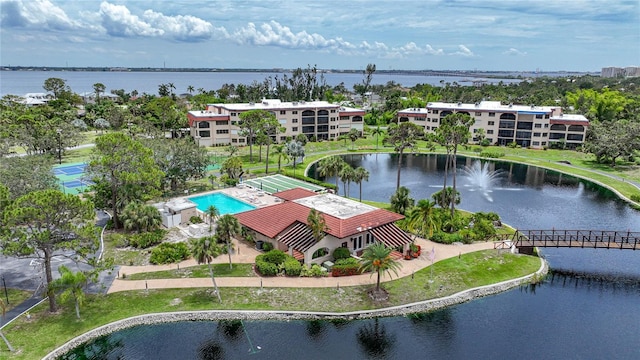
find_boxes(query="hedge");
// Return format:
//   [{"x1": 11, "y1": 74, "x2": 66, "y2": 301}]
[
  {"x1": 255, "y1": 260, "x2": 278, "y2": 276},
  {"x1": 331, "y1": 264, "x2": 361, "y2": 277},
  {"x1": 150, "y1": 242, "x2": 189, "y2": 264},
  {"x1": 332, "y1": 247, "x2": 351, "y2": 260},
  {"x1": 282, "y1": 258, "x2": 302, "y2": 276}
]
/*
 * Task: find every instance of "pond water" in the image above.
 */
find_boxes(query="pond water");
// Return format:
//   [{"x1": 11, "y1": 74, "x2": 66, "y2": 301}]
[{"x1": 61, "y1": 154, "x2": 640, "y2": 360}]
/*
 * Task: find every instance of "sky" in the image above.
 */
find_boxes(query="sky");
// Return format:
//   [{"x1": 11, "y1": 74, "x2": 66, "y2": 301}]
[{"x1": 1, "y1": 0, "x2": 638, "y2": 72}]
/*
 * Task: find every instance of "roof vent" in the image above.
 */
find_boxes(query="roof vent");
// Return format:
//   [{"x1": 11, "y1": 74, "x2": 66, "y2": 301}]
[
  {"x1": 474, "y1": 102, "x2": 479, "y2": 107},
  {"x1": 249, "y1": 102, "x2": 255, "y2": 105},
  {"x1": 508, "y1": 103, "x2": 513, "y2": 108},
  {"x1": 457, "y1": 102, "x2": 462, "y2": 106}
]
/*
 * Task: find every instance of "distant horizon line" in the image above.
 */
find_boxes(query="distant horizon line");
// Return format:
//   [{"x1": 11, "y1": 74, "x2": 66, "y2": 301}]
[{"x1": 0, "y1": 65, "x2": 599, "y2": 75}]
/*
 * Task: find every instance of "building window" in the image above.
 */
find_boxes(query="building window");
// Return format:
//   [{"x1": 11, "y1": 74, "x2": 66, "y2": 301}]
[
  {"x1": 232, "y1": 139, "x2": 237, "y2": 143},
  {"x1": 475, "y1": 112, "x2": 482, "y2": 116},
  {"x1": 280, "y1": 110, "x2": 286, "y2": 115},
  {"x1": 292, "y1": 111, "x2": 298, "y2": 114},
  {"x1": 542, "y1": 142, "x2": 547, "y2": 146},
  {"x1": 533, "y1": 141, "x2": 540, "y2": 146},
  {"x1": 330, "y1": 125, "x2": 336, "y2": 130},
  {"x1": 199, "y1": 131, "x2": 210, "y2": 138},
  {"x1": 238, "y1": 138, "x2": 245, "y2": 143},
  {"x1": 292, "y1": 127, "x2": 298, "y2": 132},
  {"x1": 231, "y1": 121, "x2": 238, "y2": 125},
  {"x1": 533, "y1": 132, "x2": 541, "y2": 137},
  {"x1": 415, "y1": 117, "x2": 425, "y2": 121},
  {"x1": 340, "y1": 116, "x2": 350, "y2": 120},
  {"x1": 230, "y1": 112, "x2": 237, "y2": 116},
  {"x1": 487, "y1": 130, "x2": 494, "y2": 134},
  {"x1": 534, "y1": 123, "x2": 542, "y2": 128},
  {"x1": 543, "y1": 133, "x2": 548, "y2": 137},
  {"x1": 292, "y1": 119, "x2": 298, "y2": 123},
  {"x1": 216, "y1": 129, "x2": 229, "y2": 134},
  {"x1": 545, "y1": 115, "x2": 550, "y2": 119},
  {"x1": 488, "y1": 112, "x2": 496, "y2": 117},
  {"x1": 330, "y1": 117, "x2": 336, "y2": 121},
  {"x1": 432, "y1": 110, "x2": 439, "y2": 114},
  {"x1": 198, "y1": 122, "x2": 210, "y2": 128},
  {"x1": 567, "y1": 134, "x2": 584, "y2": 141},
  {"x1": 536, "y1": 114, "x2": 543, "y2": 119},
  {"x1": 312, "y1": 248, "x2": 329, "y2": 259},
  {"x1": 544, "y1": 124, "x2": 549, "y2": 128},
  {"x1": 331, "y1": 109, "x2": 336, "y2": 113},
  {"x1": 218, "y1": 121, "x2": 228, "y2": 126},
  {"x1": 488, "y1": 121, "x2": 495, "y2": 126}
]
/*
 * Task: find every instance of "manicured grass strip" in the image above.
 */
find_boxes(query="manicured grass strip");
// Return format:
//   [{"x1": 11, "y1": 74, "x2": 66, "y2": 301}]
[
  {"x1": 2, "y1": 250, "x2": 540, "y2": 359},
  {"x1": 126, "y1": 263, "x2": 255, "y2": 280}
]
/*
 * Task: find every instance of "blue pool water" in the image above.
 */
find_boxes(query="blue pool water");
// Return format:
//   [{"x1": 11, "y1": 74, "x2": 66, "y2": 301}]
[{"x1": 188, "y1": 192, "x2": 255, "y2": 214}]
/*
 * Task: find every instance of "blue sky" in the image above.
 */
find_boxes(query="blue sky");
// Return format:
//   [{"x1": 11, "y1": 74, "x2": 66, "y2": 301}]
[{"x1": 1, "y1": 0, "x2": 638, "y2": 71}]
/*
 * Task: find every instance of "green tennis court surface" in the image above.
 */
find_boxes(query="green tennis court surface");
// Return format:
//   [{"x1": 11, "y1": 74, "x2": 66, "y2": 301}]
[
  {"x1": 54, "y1": 162, "x2": 93, "y2": 195},
  {"x1": 242, "y1": 174, "x2": 324, "y2": 194}
]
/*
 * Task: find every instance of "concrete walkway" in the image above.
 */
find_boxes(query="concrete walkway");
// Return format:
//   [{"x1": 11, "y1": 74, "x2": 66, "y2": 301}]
[{"x1": 108, "y1": 238, "x2": 496, "y2": 293}]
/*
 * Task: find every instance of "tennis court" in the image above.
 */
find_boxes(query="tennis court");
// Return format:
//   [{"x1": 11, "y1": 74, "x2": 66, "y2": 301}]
[
  {"x1": 242, "y1": 174, "x2": 324, "y2": 194},
  {"x1": 54, "y1": 163, "x2": 92, "y2": 195}
]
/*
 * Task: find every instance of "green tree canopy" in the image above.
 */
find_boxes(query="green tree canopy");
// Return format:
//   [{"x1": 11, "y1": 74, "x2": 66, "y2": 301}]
[
  {"x1": 87, "y1": 133, "x2": 163, "y2": 228},
  {"x1": 1, "y1": 189, "x2": 99, "y2": 313}
]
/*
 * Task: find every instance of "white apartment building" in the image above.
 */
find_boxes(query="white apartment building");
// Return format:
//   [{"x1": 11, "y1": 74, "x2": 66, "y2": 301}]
[
  {"x1": 398, "y1": 101, "x2": 589, "y2": 149},
  {"x1": 188, "y1": 99, "x2": 365, "y2": 146}
]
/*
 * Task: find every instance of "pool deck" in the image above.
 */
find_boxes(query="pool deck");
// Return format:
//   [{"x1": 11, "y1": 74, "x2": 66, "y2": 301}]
[{"x1": 217, "y1": 184, "x2": 283, "y2": 208}]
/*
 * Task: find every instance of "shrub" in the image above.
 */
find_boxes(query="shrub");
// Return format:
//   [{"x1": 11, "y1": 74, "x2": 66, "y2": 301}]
[
  {"x1": 480, "y1": 150, "x2": 505, "y2": 158},
  {"x1": 431, "y1": 232, "x2": 465, "y2": 244},
  {"x1": 189, "y1": 216, "x2": 203, "y2": 224},
  {"x1": 129, "y1": 229, "x2": 166, "y2": 249},
  {"x1": 331, "y1": 263, "x2": 361, "y2": 277},
  {"x1": 108, "y1": 233, "x2": 128, "y2": 248},
  {"x1": 473, "y1": 147, "x2": 482, "y2": 153},
  {"x1": 262, "y1": 241, "x2": 274, "y2": 252},
  {"x1": 630, "y1": 193, "x2": 640, "y2": 202},
  {"x1": 301, "y1": 264, "x2": 327, "y2": 277},
  {"x1": 333, "y1": 247, "x2": 351, "y2": 260},
  {"x1": 262, "y1": 249, "x2": 287, "y2": 265},
  {"x1": 479, "y1": 138, "x2": 491, "y2": 147},
  {"x1": 255, "y1": 260, "x2": 279, "y2": 276},
  {"x1": 150, "y1": 242, "x2": 189, "y2": 264},
  {"x1": 334, "y1": 257, "x2": 359, "y2": 266},
  {"x1": 282, "y1": 258, "x2": 302, "y2": 276}
]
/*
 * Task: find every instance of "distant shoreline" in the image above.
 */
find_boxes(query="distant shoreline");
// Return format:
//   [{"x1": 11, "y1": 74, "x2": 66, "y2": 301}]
[{"x1": 0, "y1": 66, "x2": 598, "y2": 79}]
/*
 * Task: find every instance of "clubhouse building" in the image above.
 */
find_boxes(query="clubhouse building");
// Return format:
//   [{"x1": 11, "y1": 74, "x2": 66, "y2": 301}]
[
  {"x1": 398, "y1": 101, "x2": 589, "y2": 149},
  {"x1": 235, "y1": 188, "x2": 411, "y2": 265},
  {"x1": 187, "y1": 99, "x2": 365, "y2": 146}
]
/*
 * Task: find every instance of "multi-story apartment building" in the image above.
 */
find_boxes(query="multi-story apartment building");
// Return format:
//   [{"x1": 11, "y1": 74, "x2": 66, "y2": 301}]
[
  {"x1": 601, "y1": 66, "x2": 640, "y2": 78},
  {"x1": 187, "y1": 99, "x2": 365, "y2": 146},
  {"x1": 398, "y1": 101, "x2": 589, "y2": 149}
]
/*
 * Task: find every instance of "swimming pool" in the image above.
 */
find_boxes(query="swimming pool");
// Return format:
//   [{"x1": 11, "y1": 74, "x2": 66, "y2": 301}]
[{"x1": 188, "y1": 192, "x2": 256, "y2": 214}]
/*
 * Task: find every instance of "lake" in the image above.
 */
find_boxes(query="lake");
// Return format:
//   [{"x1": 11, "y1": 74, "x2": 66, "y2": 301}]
[{"x1": 60, "y1": 154, "x2": 640, "y2": 359}]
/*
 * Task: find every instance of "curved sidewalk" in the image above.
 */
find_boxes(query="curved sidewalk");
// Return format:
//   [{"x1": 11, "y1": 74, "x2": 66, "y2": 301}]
[{"x1": 108, "y1": 238, "x2": 496, "y2": 293}]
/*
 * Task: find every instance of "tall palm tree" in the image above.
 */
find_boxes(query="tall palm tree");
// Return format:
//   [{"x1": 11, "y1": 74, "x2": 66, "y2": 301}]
[
  {"x1": 206, "y1": 205, "x2": 220, "y2": 232},
  {"x1": 371, "y1": 126, "x2": 384, "y2": 150},
  {"x1": 338, "y1": 163, "x2": 355, "y2": 197},
  {"x1": 317, "y1": 155, "x2": 343, "y2": 194},
  {"x1": 348, "y1": 128, "x2": 360, "y2": 150},
  {"x1": 0, "y1": 298, "x2": 15, "y2": 352},
  {"x1": 190, "y1": 236, "x2": 223, "y2": 302},
  {"x1": 216, "y1": 214, "x2": 241, "y2": 270},
  {"x1": 307, "y1": 209, "x2": 328, "y2": 243},
  {"x1": 187, "y1": 85, "x2": 195, "y2": 95},
  {"x1": 50, "y1": 265, "x2": 87, "y2": 319},
  {"x1": 352, "y1": 166, "x2": 370, "y2": 202},
  {"x1": 389, "y1": 186, "x2": 414, "y2": 215},
  {"x1": 359, "y1": 242, "x2": 402, "y2": 292},
  {"x1": 407, "y1": 199, "x2": 440, "y2": 239},
  {"x1": 272, "y1": 145, "x2": 289, "y2": 173}
]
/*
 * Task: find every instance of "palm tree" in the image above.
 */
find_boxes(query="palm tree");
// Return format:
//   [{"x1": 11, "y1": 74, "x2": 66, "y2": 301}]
[
  {"x1": 0, "y1": 298, "x2": 15, "y2": 352},
  {"x1": 359, "y1": 242, "x2": 402, "y2": 292},
  {"x1": 338, "y1": 163, "x2": 355, "y2": 197},
  {"x1": 50, "y1": 265, "x2": 87, "y2": 319},
  {"x1": 371, "y1": 126, "x2": 384, "y2": 150},
  {"x1": 352, "y1": 166, "x2": 370, "y2": 202},
  {"x1": 272, "y1": 145, "x2": 289, "y2": 173},
  {"x1": 347, "y1": 128, "x2": 360, "y2": 150},
  {"x1": 307, "y1": 209, "x2": 328, "y2": 243},
  {"x1": 386, "y1": 122, "x2": 424, "y2": 190},
  {"x1": 139, "y1": 205, "x2": 161, "y2": 232},
  {"x1": 317, "y1": 155, "x2": 343, "y2": 194},
  {"x1": 216, "y1": 214, "x2": 241, "y2": 270},
  {"x1": 206, "y1": 205, "x2": 219, "y2": 232},
  {"x1": 121, "y1": 201, "x2": 143, "y2": 233},
  {"x1": 407, "y1": 199, "x2": 440, "y2": 239},
  {"x1": 187, "y1": 85, "x2": 195, "y2": 95},
  {"x1": 390, "y1": 186, "x2": 414, "y2": 215},
  {"x1": 190, "y1": 236, "x2": 223, "y2": 302}
]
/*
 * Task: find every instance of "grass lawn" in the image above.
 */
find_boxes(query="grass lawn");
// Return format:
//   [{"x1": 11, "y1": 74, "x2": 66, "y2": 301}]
[
  {"x1": 126, "y1": 263, "x2": 255, "y2": 280},
  {"x1": 1, "y1": 250, "x2": 540, "y2": 359},
  {"x1": 2, "y1": 289, "x2": 33, "y2": 312}
]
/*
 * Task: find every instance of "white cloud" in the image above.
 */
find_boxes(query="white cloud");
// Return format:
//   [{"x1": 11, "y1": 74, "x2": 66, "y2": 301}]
[
  {"x1": 142, "y1": 9, "x2": 218, "y2": 41},
  {"x1": 452, "y1": 45, "x2": 475, "y2": 57},
  {"x1": 0, "y1": 0, "x2": 80, "y2": 30},
  {"x1": 503, "y1": 48, "x2": 527, "y2": 56},
  {"x1": 99, "y1": 1, "x2": 163, "y2": 37}
]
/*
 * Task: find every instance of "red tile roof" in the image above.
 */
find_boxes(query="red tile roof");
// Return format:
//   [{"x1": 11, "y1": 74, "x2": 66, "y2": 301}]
[
  {"x1": 234, "y1": 200, "x2": 404, "y2": 240},
  {"x1": 273, "y1": 188, "x2": 317, "y2": 201}
]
